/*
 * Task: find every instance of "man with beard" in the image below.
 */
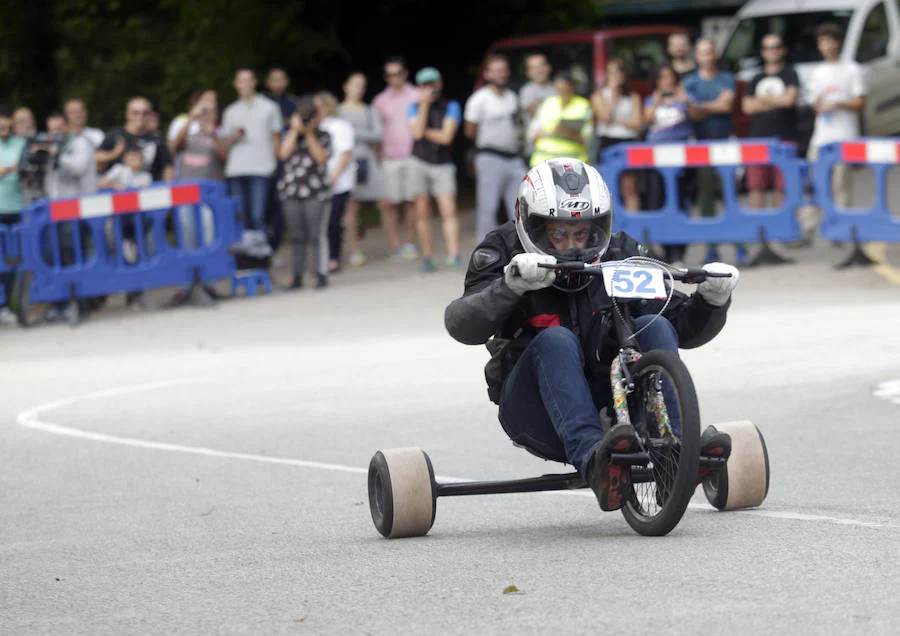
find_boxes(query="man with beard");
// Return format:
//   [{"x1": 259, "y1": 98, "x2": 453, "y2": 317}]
[
  {"x1": 464, "y1": 54, "x2": 528, "y2": 242},
  {"x1": 96, "y1": 96, "x2": 173, "y2": 182},
  {"x1": 95, "y1": 96, "x2": 173, "y2": 308},
  {"x1": 667, "y1": 32, "x2": 697, "y2": 82}
]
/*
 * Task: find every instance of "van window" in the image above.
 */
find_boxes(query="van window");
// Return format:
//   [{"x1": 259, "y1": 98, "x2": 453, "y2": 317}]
[
  {"x1": 856, "y1": 2, "x2": 890, "y2": 62},
  {"x1": 604, "y1": 34, "x2": 670, "y2": 84},
  {"x1": 491, "y1": 41, "x2": 594, "y2": 96},
  {"x1": 721, "y1": 11, "x2": 853, "y2": 72}
]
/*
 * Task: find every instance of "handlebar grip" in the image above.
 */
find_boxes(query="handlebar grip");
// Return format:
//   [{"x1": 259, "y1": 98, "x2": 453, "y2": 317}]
[
  {"x1": 511, "y1": 261, "x2": 578, "y2": 276},
  {"x1": 678, "y1": 268, "x2": 732, "y2": 284}
]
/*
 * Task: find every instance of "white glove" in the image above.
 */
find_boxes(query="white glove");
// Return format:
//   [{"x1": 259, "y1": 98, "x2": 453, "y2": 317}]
[
  {"x1": 503, "y1": 253, "x2": 557, "y2": 295},
  {"x1": 697, "y1": 262, "x2": 739, "y2": 307}
]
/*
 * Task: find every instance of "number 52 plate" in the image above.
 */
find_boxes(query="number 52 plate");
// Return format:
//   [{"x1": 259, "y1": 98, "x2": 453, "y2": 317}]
[{"x1": 600, "y1": 262, "x2": 668, "y2": 299}]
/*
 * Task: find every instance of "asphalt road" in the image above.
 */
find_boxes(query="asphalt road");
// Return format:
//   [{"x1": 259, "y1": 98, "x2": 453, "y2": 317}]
[{"x1": 2, "y1": 207, "x2": 899, "y2": 635}]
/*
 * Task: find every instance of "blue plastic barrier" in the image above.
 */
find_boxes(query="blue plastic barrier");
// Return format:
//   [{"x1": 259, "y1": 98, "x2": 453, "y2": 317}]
[
  {"x1": 599, "y1": 138, "x2": 804, "y2": 249},
  {"x1": 814, "y1": 139, "x2": 900, "y2": 245},
  {"x1": 17, "y1": 180, "x2": 240, "y2": 304},
  {"x1": 0, "y1": 224, "x2": 21, "y2": 307}
]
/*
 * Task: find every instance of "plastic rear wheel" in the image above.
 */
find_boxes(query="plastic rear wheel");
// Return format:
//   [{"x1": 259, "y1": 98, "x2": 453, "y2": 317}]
[
  {"x1": 621, "y1": 350, "x2": 700, "y2": 536},
  {"x1": 703, "y1": 421, "x2": 769, "y2": 510},
  {"x1": 367, "y1": 448, "x2": 437, "y2": 539}
]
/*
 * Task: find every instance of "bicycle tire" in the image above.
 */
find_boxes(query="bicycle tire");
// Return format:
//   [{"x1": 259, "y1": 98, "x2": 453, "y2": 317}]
[{"x1": 621, "y1": 349, "x2": 700, "y2": 536}]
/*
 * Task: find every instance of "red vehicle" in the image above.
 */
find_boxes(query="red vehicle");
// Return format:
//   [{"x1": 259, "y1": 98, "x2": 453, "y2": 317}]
[{"x1": 475, "y1": 25, "x2": 691, "y2": 100}]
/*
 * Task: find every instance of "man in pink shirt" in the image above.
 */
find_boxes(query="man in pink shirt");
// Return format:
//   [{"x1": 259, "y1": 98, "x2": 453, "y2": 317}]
[{"x1": 372, "y1": 56, "x2": 419, "y2": 259}]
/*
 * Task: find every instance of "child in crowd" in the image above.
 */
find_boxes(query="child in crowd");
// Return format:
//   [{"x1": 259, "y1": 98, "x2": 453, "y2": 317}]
[{"x1": 98, "y1": 145, "x2": 153, "y2": 190}]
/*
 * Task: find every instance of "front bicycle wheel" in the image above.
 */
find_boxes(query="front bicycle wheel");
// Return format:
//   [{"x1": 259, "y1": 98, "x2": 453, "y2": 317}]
[{"x1": 621, "y1": 350, "x2": 700, "y2": 536}]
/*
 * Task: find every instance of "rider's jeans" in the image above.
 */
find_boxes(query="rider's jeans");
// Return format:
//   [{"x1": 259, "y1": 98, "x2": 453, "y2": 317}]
[{"x1": 498, "y1": 316, "x2": 680, "y2": 477}]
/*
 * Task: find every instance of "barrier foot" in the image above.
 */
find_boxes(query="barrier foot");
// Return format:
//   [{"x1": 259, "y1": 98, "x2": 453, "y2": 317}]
[
  {"x1": 835, "y1": 229, "x2": 878, "y2": 269},
  {"x1": 743, "y1": 229, "x2": 794, "y2": 268},
  {"x1": 168, "y1": 282, "x2": 216, "y2": 308},
  {"x1": 167, "y1": 269, "x2": 218, "y2": 308},
  {"x1": 169, "y1": 284, "x2": 216, "y2": 308}
]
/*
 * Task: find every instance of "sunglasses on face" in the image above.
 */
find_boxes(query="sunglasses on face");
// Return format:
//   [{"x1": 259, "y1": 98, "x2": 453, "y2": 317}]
[{"x1": 548, "y1": 227, "x2": 591, "y2": 243}]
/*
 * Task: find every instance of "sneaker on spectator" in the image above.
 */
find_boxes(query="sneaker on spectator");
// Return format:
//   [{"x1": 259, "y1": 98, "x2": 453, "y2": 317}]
[
  {"x1": 420, "y1": 258, "x2": 438, "y2": 273},
  {"x1": 348, "y1": 251, "x2": 367, "y2": 267},
  {"x1": 401, "y1": 243, "x2": 418, "y2": 260},
  {"x1": 445, "y1": 255, "x2": 464, "y2": 270},
  {"x1": 0, "y1": 307, "x2": 17, "y2": 325}
]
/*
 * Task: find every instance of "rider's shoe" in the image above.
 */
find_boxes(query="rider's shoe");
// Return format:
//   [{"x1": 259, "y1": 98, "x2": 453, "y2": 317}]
[
  {"x1": 589, "y1": 423, "x2": 640, "y2": 511},
  {"x1": 696, "y1": 425, "x2": 732, "y2": 485}
]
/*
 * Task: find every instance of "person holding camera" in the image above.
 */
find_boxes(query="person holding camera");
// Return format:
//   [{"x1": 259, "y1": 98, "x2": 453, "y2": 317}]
[
  {"x1": 339, "y1": 71, "x2": 396, "y2": 268},
  {"x1": 643, "y1": 64, "x2": 694, "y2": 266},
  {"x1": 170, "y1": 93, "x2": 228, "y2": 249},
  {"x1": 44, "y1": 119, "x2": 98, "y2": 200},
  {"x1": 276, "y1": 95, "x2": 333, "y2": 290}
]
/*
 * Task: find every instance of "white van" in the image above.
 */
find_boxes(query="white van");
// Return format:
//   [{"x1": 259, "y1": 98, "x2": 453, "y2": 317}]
[{"x1": 720, "y1": 0, "x2": 900, "y2": 141}]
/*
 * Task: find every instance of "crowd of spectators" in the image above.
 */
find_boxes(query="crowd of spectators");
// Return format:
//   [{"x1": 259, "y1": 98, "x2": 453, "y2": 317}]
[{"x1": 0, "y1": 21, "x2": 868, "y2": 316}]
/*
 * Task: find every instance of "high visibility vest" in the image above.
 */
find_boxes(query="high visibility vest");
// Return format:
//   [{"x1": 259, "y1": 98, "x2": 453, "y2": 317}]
[{"x1": 530, "y1": 95, "x2": 592, "y2": 167}]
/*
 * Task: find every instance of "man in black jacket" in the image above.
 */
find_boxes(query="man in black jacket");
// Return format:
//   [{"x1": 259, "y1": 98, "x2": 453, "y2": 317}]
[{"x1": 444, "y1": 158, "x2": 738, "y2": 511}]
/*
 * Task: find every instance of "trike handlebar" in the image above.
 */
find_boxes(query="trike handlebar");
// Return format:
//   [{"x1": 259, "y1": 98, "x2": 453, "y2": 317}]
[{"x1": 522, "y1": 260, "x2": 732, "y2": 284}]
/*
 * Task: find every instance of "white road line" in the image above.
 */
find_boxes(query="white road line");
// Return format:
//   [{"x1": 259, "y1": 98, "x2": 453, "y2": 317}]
[
  {"x1": 873, "y1": 379, "x2": 900, "y2": 405},
  {"x1": 15, "y1": 381, "x2": 891, "y2": 530}
]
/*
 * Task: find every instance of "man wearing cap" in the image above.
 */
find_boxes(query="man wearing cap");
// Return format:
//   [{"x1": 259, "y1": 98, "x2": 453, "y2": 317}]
[{"x1": 407, "y1": 66, "x2": 463, "y2": 272}]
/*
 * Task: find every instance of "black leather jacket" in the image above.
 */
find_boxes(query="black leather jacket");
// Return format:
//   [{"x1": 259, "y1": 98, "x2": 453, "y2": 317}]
[{"x1": 444, "y1": 222, "x2": 730, "y2": 404}]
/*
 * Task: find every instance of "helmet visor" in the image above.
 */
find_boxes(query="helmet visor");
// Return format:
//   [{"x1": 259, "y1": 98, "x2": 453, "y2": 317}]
[{"x1": 526, "y1": 215, "x2": 611, "y2": 263}]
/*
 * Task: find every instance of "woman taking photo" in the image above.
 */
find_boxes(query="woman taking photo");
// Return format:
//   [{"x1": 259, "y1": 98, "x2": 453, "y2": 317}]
[
  {"x1": 642, "y1": 64, "x2": 694, "y2": 264},
  {"x1": 590, "y1": 58, "x2": 642, "y2": 211}
]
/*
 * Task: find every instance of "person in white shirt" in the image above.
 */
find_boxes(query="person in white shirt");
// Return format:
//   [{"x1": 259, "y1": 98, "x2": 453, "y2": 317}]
[
  {"x1": 314, "y1": 91, "x2": 357, "y2": 273},
  {"x1": 63, "y1": 99, "x2": 104, "y2": 149},
  {"x1": 464, "y1": 54, "x2": 528, "y2": 241},
  {"x1": 98, "y1": 146, "x2": 153, "y2": 190},
  {"x1": 801, "y1": 22, "x2": 867, "y2": 242}
]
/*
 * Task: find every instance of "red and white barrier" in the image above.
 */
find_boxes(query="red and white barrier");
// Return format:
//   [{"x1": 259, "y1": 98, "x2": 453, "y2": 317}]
[
  {"x1": 839, "y1": 140, "x2": 900, "y2": 163},
  {"x1": 49, "y1": 184, "x2": 202, "y2": 222},
  {"x1": 624, "y1": 142, "x2": 772, "y2": 169}
]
